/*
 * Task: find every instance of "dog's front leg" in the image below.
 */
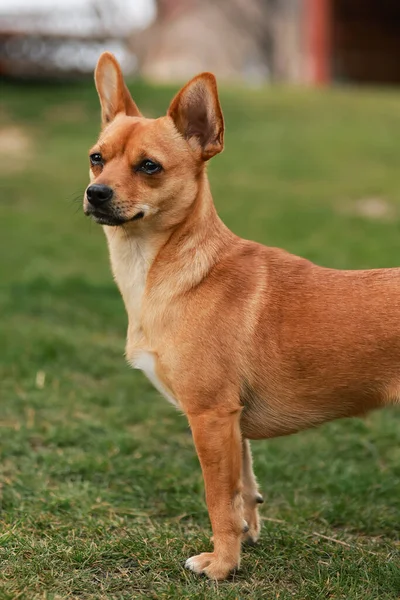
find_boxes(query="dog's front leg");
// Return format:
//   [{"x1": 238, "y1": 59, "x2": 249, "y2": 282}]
[{"x1": 185, "y1": 407, "x2": 244, "y2": 580}]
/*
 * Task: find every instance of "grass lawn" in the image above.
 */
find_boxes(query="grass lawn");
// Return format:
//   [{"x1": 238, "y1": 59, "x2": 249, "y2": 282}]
[{"x1": 0, "y1": 77, "x2": 400, "y2": 599}]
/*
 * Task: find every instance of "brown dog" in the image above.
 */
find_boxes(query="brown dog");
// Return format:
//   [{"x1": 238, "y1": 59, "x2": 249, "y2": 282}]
[{"x1": 84, "y1": 52, "x2": 399, "y2": 580}]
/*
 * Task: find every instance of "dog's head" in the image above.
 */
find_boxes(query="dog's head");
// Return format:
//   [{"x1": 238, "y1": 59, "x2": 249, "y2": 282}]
[{"x1": 84, "y1": 52, "x2": 224, "y2": 229}]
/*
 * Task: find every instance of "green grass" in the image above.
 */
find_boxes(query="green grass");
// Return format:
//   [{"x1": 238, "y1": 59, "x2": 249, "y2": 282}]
[{"x1": 1, "y1": 78, "x2": 400, "y2": 599}]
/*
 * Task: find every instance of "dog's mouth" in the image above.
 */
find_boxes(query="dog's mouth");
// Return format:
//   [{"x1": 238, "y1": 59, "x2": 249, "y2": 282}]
[{"x1": 85, "y1": 208, "x2": 145, "y2": 226}]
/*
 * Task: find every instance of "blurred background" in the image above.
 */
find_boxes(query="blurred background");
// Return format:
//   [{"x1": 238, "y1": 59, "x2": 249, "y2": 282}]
[
  {"x1": 2, "y1": 0, "x2": 400, "y2": 84},
  {"x1": 1, "y1": 1, "x2": 400, "y2": 598}
]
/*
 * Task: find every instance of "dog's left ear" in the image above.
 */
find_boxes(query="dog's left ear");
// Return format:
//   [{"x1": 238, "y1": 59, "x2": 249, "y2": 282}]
[
  {"x1": 95, "y1": 52, "x2": 141, "y2": 126},
  {"x1": 167, "y1": 73, "x2": 224, "y2": 161}
]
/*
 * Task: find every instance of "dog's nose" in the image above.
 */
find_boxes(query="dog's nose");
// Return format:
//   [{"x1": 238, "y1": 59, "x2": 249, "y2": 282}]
[{"x1": 86, "y1": 184, "x2": 113, "y2": 207}]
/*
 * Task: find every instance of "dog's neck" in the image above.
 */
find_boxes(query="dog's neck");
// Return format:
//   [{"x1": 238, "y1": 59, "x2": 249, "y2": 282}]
[
  {"x1": 149, "y1": 174, "x2": 234, "y2": 293},
  {"x1": 104, "y1": 225, "x2": 162, "y2": 318},
  {"x1": 103, "y1": 172, "x2": 234, "y2": 334}
]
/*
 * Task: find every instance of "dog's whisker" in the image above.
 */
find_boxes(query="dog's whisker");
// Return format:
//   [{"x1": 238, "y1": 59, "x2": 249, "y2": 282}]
[{"x1": 65, "y1": 190, "x2": 84, "y2": 202}]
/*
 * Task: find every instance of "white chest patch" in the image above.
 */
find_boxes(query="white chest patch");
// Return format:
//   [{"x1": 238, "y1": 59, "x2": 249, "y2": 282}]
[{"x1": 133, "y1": 351, "x2": 179, "y2": 408}]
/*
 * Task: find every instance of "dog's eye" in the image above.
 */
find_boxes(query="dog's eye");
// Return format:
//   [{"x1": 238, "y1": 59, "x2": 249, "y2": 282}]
[
  {"x1": 137, "y1": 159, "x2": 162, "y2": 175},
  {"x1": 90, "y1": 153, "x2": 103, "y2": 166}
]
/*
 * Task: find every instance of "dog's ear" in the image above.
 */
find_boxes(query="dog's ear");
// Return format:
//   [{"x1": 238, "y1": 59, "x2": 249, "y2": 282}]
[
  {"x1": 94, "y1": 52, "x2": 141, "y2": 126},
  {"x1": 167, "y1": 73, "x2": 224, "y2": 161}
]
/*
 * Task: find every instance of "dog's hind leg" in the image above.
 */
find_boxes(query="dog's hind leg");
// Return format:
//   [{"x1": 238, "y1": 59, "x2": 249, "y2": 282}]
[{"x1": 241, "y1": 438, "x2": 262, "y2": 545}]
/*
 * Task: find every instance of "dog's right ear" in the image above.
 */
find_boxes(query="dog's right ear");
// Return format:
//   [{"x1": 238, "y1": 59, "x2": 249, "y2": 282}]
[{"x1": 94, "y1": 52, "x2": 141, "y2": 126}]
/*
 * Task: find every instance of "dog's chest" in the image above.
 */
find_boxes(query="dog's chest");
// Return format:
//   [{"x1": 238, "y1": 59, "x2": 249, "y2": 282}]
[
  {"x1": 133, "y1": 350, "x2": 179, "y2": 408},
  {"x1": 105, "y1": 230, "x2": 179, "y2": 408},
  {"x1": 110, "y1": 240, "x2": 149, "y2": 322}
]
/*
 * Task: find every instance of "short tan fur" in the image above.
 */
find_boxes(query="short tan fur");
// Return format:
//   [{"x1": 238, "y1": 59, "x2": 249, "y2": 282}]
[{"x1": 83, "y1": 52, "x2": 399, "y2": 580}]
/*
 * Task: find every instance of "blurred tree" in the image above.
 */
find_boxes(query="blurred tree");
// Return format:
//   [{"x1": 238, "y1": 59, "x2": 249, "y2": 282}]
[
  {"x1": 133, "y1": 0, "x2": 302, "y2": 83},
  {"x1": 90, "y1": 0, "x2": 134, "y2": 36}
]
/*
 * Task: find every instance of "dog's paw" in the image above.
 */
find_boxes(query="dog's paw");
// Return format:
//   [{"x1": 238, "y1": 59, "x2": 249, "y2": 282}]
[
  {"x1": 242, "y1": 509, "x2": 261, "y2": 545},
  {"x1": 185, "y1": 552, "x2": 238, "y2": 580}
]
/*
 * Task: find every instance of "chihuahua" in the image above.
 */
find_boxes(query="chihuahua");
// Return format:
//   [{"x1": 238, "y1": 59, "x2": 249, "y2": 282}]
[{"x1": 84, "y1": 52, "x2": 399, "y2": 580}]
